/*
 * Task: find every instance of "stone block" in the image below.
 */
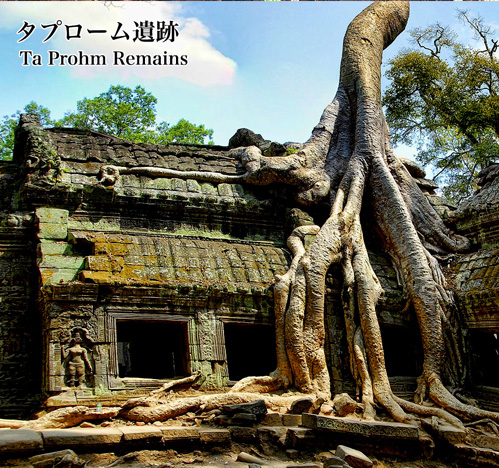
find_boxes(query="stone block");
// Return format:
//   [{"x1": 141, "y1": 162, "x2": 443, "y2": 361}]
[
  {"x1": 302, "y1": 414, "x2": 418, "y2": 440},
  {"x1": 286, "y1": 465, "x2": 320, "y2": 468},
  {"x1": 229, "y1": 426, "x2": 257, "y2": 442},
  {"x1": 36, "y1": 208, "x2": 68, "y2": 225},
  {"x1": 38, "y1": 223, "x2": 68, "y2": 241},
  {"x1": 335, "y1": 445, "x2": 373, "y2": 468},
  {"x1": 283, "y1": 414, "x2": 302, "y2": 426},
  {"x1": 39, "y1": 255, "x2": 85, "y2": 270},
  {"x1": 199, "y1": 428, "x2": 231, "y2": 444},
  {"x1": 0, "y1": 429, "x2": 43, "y2": 453},
  {"x1": 41, "y1": 428, "x2": 123, "y2": 448},
  {"x1": 332, "y1": 393, "x2": 360, "y2": 417},
  {"x1": 257, "y1": 426, "x2": 289, "y2": 449},
  {"x1": 160, "y1": 426, "x2": 200, "y2": 442},
  {"x1": 39, "y1": 241, "x2": 72, "y2": 256},
  {"x1": 218, "y1": 183, "x2": 233, "y2": 197},
  {"x1": 29, "y1": 449, "x2": 85, "y2": 468},
  {"x1": 118, "y1": 426, "x2": 162, "y2": 442},
  {"x1": 231, "y1": 413, "x2": 258, "y2": 425},
  {"x1": 323, "y1": 455, "x2": 349, "y2": 467},
  {"x1": 41, "y1": 268, "x2": 79, "y2": 284},
  {"x1": 222, "y1": 400, "x2": 267, "y2": 418},
  {"x1": 290, "y1": 398, "x2": 315, "y2": 415},
  {"x1": 288, "y1": 427, "x2": 316, "y2": 448},
  {"x1": 94, "y1": 242, "x2": 128, "y2": 256},
  {"x1": 261, "y1": 412, "x2": 283, "y2": 426},
  {"x1": 437, "y1": 424, "x2": 467, "y2": 445}
]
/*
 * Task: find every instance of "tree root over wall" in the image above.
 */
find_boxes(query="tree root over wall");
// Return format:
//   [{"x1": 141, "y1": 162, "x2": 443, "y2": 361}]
[{"x1": 14, "y1": 1, "x2": 496, "y2": 438}]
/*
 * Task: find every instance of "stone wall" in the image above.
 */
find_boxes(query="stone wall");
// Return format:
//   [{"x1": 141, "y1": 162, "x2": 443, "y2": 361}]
[
  {"x1": 454, "y1": 164, "x2": 499, "y2": 410},
  {"x1": 0, "y1": 209, "x2": 41, "y2": 418}
]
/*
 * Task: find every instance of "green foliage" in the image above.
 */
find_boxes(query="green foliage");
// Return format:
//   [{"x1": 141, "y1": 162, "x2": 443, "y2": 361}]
[
  {"x1": 62, "y1": 85, "x2": 157, "y2": 139},
  {"x1": 383, "y1": 12, "x2": 499, "y2": 202},
  {"x1": 0, "y1": 102, "x2": 54, "y2": 161},
  {"x1": 0, "y1": 86, "x2": 214, "y2": 161},
  {"x1": 62, "y1": 85, "x2": 213, "y2": 145},
  {"x1": 155, "y1": 119, "x2": 214, "y2": 145}
]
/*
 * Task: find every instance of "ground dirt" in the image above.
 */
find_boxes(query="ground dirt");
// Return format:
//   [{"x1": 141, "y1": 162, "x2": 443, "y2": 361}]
[{"x1": 1, "y1": 446, "x2": 461, "y2": 468}]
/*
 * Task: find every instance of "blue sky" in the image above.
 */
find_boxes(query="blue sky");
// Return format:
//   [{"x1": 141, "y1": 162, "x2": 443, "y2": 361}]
[{"x1": 1, "y1": 1, "x2": 498, "y2": 154}]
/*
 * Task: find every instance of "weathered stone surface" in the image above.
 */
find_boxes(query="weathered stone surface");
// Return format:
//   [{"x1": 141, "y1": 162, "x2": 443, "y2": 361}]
[
  {"x1": 40, "y1": 428, "x2": 123, "y2": 448},
  {"x1": 320, "y1": 404, "x2": 334, "y2": 416},
  {"x1": 199, "y1": 428, "x2": 231, "y2": 444},
  {"x1": 335, "y1": 445, "x2": 373, "y2": 468},
  {"x1": 160, "y1": 426, "x2": 200, "y2": 442},
  {"x1": 454, "y1": 248, "x2": 499, "y2": 329},
  {"x1": 257, "y1": 426, "x2": 288, "y2": 442},
  {"x1": 283, "y1": 414, "x2": 302, "y2": 426},
  {"x1": 456, "y1": 163, "x2": 499, "y2": 245},
  {"x1": 229, "y1": 426, "x2": 257, "y2": 442},
  {"x1": 228, "y1": 128, "x2": 266, "y2": 149},
  {"x1": 36, "y1": 208, "x2": 69, "y2": 241},
  {"x1": 286, "y1": 464, "x2": 320, "y2": 468},
  {"x1": 231, "y1": 413, "x2": 258, "y2": 426},
  {"x1": 302, "y1": 414, "x2": 418, "y2": 440},
  {"x1": 228, "y1": 128, "x2": 285, "y2": 156},
  {"x1": 288, "y1": 427, "x2": 316, "y2": 448},
  {"x1": 261, "y1": 412, "x2": 283, "y2": 426},
  {"x1": 332, "y1": 393, "x2": 360, "y2": 417},
  {"x1": 415, "y1": 178, "x2": 439, "y2": 192},
  {"x1": 290, "y1": 398, "x2": 315, "y2": 415},
  {"x1": 29, "y1": 449, "x2": 85, "y2": 468},
  {"x1": 323, "y1": 454, "x2": 349, "y2": 467},
  {"x1": 0, "y1": 224, "x2": 40, "y2": 418},
  {"x1": 436, "y1": 424, "x2": 467, "y2": 445},
  {"x1": 118, "y1": 425, "x2": 162, "y2": 442},
  {"x1": 0, "y1": 429, "x2": 43, "y2": 453},
  {"x1": 446, "y1": 443, "x2": 499, "y2": 468},
  {"x1": 399, "y1": 158, "x2": 426, "y2": 179},
  {"x1": 222, "y1": 400, "x2": 267, "y2": 418}
]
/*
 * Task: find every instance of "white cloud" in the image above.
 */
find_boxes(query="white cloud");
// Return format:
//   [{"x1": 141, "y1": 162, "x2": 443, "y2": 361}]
[{"x1": 1, "y1": 2, "x2": 237, "y2": 87}]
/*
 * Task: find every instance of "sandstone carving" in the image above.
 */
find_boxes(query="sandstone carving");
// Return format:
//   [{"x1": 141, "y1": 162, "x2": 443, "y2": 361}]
[{"x1": 61, "y1": 331, "x2": 93, "y2": 389}]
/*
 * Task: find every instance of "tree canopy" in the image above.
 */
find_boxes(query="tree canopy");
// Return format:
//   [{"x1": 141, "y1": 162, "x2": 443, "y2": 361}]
[
  {"x1": 0, "y1": 85, "x2": 213, "y2": 161},
  {"x1": 61, "y1": 85, "x2": 157, "y2": 140},
  {"x1": 383, "y1": 11, "x2": 499, "y2": 202}
]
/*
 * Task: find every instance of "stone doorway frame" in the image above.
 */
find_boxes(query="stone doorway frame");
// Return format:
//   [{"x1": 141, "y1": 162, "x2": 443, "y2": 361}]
[{"x1": 106, "y1": 312, "x2": 194, "y2": 390}]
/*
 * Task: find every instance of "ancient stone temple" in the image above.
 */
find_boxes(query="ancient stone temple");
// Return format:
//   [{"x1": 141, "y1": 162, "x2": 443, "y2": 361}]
[{"x1": 0, "y1": 114, "x2": 498, "y2": 419}]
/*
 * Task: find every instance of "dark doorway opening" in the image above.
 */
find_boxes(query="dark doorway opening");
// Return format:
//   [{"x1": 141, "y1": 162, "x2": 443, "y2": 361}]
[
  {"x1": 469, "y1": 330, "x2": 499, "y2": 387},
  {"x1": 224, "y1": 322, "x2": 276, "y2": 381},
  {"x1": 381, "y1": 325, "x2": 422, "y2": 377},
  {"x1": 117, "y1": 320, "x2": 188, "y2": 379}
]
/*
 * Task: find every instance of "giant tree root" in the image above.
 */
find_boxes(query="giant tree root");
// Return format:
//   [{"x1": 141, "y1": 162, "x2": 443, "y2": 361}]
[
  {"x1": 120, "y1": 393, "x2": 311, "y2": 423},
  {"x1": 1, "y1": 393, "x2": 314, "y2": 429},
  {"x1": 19, "y1": 406, "x2": 121, "y2": 430}
]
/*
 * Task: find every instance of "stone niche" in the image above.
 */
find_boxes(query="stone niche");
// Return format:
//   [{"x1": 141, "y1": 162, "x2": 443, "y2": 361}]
[{"x1": 1, "y1": 114, "x2": 497, "y2": 415}]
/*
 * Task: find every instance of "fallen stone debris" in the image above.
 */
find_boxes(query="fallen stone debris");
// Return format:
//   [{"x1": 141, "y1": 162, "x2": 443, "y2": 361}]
[{"x1": 1, "y1": 401, "x2": 498, "y2": 467}]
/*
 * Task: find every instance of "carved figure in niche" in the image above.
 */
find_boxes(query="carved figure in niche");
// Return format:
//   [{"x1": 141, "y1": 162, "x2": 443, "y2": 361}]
[{"x1": 61, "y1": 331, "x2": 93, "y2": 388}]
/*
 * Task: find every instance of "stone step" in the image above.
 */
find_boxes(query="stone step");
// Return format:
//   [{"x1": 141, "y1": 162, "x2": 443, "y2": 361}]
[
  {"x1": 302, "y1": 414, "x2": 418, "y2": 439},
  {"x1": 0, "y1": 429, "x2": 43, "y2": 454},
  {"x1": 301, "y1": 414, "x2": 421, "y2": 457}
]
